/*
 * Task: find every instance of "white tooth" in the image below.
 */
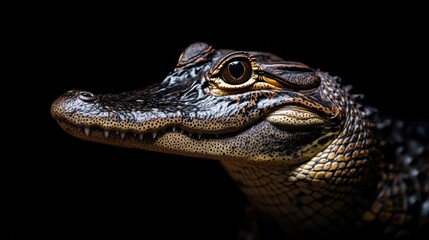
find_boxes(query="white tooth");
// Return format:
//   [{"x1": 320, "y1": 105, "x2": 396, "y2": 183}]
[
  {"x1": 188, "y1": 132, "x2": 192, "y2": 137},
  {"x1": 116, "y1": 131, "x2": 119, "y2": 135},
  {"x1": 120, "y1": 132, "x2": 126, "y2": 139},
  {"x1": 152, "y1": 132, "x2": 157, "y2": 139},
  {"x1": 198, "y1": 133, "x2": 202, "y2": 139},
  {"x1": 104, "y1": 130, "x2": 110, "y2": 138},
  {"x1": 133, "y1": 133, "x2": 137, "y2": 136},
  {"x1": 84, "y1": 128, "x2": 90, "y2": 136},
  {"x1": 172, "y1": 126, "x2": 176, "y2": 132},
  {"x1": 215, "y1": 134, "x2": 219, "y2": 139},
  {"x1": 56, "y1": 120, "x2": 61, "y2": 125},
  {"x1": 139, "y1": 134, "x2": 144, "y2": 140}
]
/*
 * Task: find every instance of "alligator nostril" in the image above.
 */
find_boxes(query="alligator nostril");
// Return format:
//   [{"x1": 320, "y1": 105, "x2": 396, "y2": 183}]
[{"x1": 78, "y1": 91, "x2": 97, "y2": 102}]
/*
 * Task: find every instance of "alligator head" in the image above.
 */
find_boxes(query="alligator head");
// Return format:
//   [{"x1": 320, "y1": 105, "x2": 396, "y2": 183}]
[{"x1": 51, "y1": 42, "x2": 343, "y2": 165}]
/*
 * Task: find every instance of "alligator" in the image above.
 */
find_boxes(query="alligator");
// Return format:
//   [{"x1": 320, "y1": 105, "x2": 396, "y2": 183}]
[{"x1": 51, "y1": 42, "x2": 428, "y2": 239}]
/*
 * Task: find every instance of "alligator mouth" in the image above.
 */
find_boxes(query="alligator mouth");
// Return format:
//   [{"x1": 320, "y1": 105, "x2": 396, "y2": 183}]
[
  {"x1": 55, "y1": 104, "x2": 332, "y2": 144},
  {"x1": 53, "y1": 102, "x2": 337, "y2": 163},
  {"x1": 56, "y1": 120, "x2": 223, "y2": 141}
]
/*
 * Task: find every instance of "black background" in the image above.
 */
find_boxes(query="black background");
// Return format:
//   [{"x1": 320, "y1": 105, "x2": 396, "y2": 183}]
[{"x1": 3, "y1": 6, "x2": 428, "y2": 240}]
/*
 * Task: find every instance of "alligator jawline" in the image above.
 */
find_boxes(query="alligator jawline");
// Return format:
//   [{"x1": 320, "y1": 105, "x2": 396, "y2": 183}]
[
  {"x1": 56, "y1": 104, "x2": 331, "y2": 144},
  {"x1": 56, "y1": 120, "x2": 228, "y2": 142}
]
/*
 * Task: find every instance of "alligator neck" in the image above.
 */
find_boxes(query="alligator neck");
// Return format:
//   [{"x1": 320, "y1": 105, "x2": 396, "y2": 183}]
[{"x1": 221, "y1": 101, "x2": 378, "y2": 237}]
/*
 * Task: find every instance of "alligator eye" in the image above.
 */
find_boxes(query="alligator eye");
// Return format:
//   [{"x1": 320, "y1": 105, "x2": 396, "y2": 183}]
[{"x1": 221, "y1": 60, "x2": 252, "y2": 85}]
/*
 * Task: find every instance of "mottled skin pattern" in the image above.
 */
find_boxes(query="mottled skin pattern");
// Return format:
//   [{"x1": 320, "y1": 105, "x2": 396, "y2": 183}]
[{"x1": 51, "y1": 42, "x2": 429, "y2": 239}]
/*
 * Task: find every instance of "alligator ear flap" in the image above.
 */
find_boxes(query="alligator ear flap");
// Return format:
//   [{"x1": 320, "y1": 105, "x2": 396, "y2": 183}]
[
  {"x1": 175, "y1": 42, "x2": 215, "y2": 70},
  {"x1": 258, "y1": 62, "x2": 321, "y2": 90}
]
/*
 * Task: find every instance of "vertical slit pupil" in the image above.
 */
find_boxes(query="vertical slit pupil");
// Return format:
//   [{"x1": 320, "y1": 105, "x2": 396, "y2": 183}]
[{"x1": 228, "y1": 61, "x2": 245, "y2": 79}]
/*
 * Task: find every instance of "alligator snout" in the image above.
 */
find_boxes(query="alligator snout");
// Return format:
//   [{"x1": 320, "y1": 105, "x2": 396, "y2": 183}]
[{"x1": 50, "y1": 89, "x2": 101, "y2": 124}]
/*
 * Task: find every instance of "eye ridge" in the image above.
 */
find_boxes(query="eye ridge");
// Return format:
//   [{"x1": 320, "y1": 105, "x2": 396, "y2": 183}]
[{"x1": 221, "y1": 59, "x2": 252, "y2": 85}]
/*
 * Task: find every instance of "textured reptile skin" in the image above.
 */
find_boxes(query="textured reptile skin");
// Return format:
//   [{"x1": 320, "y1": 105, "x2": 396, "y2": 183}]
[
  {"x1": 224, "y1": 120, "x2": 429, "y2": 239},
  {"x1": 51, "y1": 42, "x2": 429, "y2": 239}
]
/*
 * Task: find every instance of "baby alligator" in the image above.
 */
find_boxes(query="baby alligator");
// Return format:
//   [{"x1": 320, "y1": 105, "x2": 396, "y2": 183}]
[{"x1": 51, "y1": 42, "x2": 428, "y2": 239}]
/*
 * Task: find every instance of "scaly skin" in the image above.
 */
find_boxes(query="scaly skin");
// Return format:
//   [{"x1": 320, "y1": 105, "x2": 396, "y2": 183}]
[{"x1": 51, "y1": 42, "x2": 428, "y2": 238}]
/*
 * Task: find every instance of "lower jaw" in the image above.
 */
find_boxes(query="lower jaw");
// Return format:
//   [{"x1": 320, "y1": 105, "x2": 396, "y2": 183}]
[
  {"x1": 55, "y1": 120, "x2": 244, "y2": 161},
  {"x1": 55, "y1": 119, "x2": 333, "y2": 164}
]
